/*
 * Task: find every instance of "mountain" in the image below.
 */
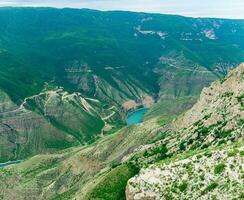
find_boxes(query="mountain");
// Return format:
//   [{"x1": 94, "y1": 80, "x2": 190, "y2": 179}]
[
  {"x1": 0, "y1": 7, "x2": 244, "y2": 108},
  {"x1": 0, "y1": 88, "x2": 123, "y2": 162},
  {"x1": 0, "y1": 62, "x2": 243, "y2": 199},
  {"x1": 126, "y1": 63, "x2": 244, "y2": 199},
  {"x1": 0, "y1": 118, "x2": 162, "y2": 200},
  {"x1": 1, "y1": 8, "x2": 244, "y2": 162}
]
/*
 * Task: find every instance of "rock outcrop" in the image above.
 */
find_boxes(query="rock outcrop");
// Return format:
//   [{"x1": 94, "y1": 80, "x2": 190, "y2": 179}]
[{"x1": 126, "y1": 145, "x2": 244, "y2": 200}]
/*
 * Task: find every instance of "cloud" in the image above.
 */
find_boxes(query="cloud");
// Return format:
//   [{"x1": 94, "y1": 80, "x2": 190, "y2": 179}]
[{"x1": 0, "y1": 0, "x2": 244, "y2": 19}]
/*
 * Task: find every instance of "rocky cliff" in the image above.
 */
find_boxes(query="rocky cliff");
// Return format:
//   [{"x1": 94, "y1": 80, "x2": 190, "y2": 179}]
[
  {"x1": 126, "y1": 64, "x2": 244, "y2": 199},
  {"x1": 126, "y1": 144, "x2": 244, "y2": 200}
]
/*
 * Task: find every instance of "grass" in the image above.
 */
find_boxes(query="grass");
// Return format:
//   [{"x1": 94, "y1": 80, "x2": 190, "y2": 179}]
[
  {"x1": 145, "y1": 96, "x2": 198, "y2": 121},
  {"x1": 156, "y1": 116, "x2": 174, "y2": 126},
  {"x1": 21, "y1": 157, "x2": 62, "y2": 179},
  {"x1": 86, "y1": 163, "x2": 139, "y2": 200},
  {"x1": 51, "y1": 187, "x2": 78, "y2": 200}
]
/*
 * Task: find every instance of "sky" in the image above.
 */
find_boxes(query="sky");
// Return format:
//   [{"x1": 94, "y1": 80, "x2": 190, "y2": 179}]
[{"x1": 0, "y1": 0, "x2": 244, "y2": 19}]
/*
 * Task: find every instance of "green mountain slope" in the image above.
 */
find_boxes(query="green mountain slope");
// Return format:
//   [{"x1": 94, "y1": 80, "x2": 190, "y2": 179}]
[
  {"x1": 0, "y1": 7, "x2": 244, "y2": 109},
  {"x1": 1, "y1": 8, "x2": 244, "y2": 162},
  {"x1": 0, "y1": 9, "x2": 244, "y2": 199},
  {"x1": 0, "y1": 63, "x2": 243, "y2": 200},
  {"x1": 0, "y1": 88, "x2": 124, "y2": 162},
  {"x1": 0, "y1": 118, "x2": 161, "y2": 200}
]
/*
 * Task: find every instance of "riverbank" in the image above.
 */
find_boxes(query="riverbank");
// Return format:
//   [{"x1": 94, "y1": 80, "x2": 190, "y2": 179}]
[
  {"x1": 122, "y1": 96, "x2": 154, "y2": 112},
  {"x1": 0, "y1": 160, "x2": 23, "y2": 168}
]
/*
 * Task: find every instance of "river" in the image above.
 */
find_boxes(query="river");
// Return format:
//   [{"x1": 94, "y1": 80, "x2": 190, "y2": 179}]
[
  {"x1": 126, "y1": 107, "x2": 148, "y2": 125},
  {"x1": 0, "y1": 160, "x2": 22, "y2": 168}
]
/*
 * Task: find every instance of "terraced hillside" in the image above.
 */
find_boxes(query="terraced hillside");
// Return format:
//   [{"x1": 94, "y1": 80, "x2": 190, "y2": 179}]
[
  {"x1": 0, "y1": 63, "x2": 243, "y2": 199},
  {"x1": 0, "y1": 88, "x2": 122, "y2": 162}
]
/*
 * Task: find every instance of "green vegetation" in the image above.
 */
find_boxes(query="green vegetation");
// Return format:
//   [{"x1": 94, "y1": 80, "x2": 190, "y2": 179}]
[
  {"x1": 214, "y1": 163, "x2": 226, "y2": 174},
  {"x1": 203, "y1": 182, "x2": 219, "y2": 194},
  {"x1": 237, "y1": 93, "x2": 244, "y2": 110},
  {"x1": 0, "y1": 7, "x2": 243, "y2": 117},
  {"x1": 179, "y1": 182, "x2": 188, "y2": 192},
  {"x1": 0, "y1": 8, "x2": 244, "y2": 162},
  {"x1": 156, "y1": 116, "x2": 174, "y2": 126},
  {"x1": 0, "y1": 8, "x2": 244, "y2": 200},
  {"x1": 222, "y1": 91, "x2": 234, "y2": 98},
  {"x1": 227, "y1": 149, "x2": 239, "y2": 157},
  {"x1": 51, "y1": 188, "x2": 78, "y2": 200},
  {"x1": 22, "y1": 158, "x2": 62, "y2": 179},
  {"x1": 86, "y1": 163, "x2": 139, "y2": 200},
  {"x1": 143, "y1": 144, "x2": 168, "y2": 160}
]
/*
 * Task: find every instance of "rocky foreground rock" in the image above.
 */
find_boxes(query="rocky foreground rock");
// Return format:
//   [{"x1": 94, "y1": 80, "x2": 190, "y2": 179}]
[{"x1": 126, "y1": 145, "x2": 244, "y2": 200}]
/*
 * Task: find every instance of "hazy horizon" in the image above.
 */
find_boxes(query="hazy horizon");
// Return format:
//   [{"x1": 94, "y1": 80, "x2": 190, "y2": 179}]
[{"x1": 0, "y1": 0, "x2": 244, "y2": 19}]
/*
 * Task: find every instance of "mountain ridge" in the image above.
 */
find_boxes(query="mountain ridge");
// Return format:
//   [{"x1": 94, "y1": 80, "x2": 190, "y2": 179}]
[
  {"x1": 0, "y1": 63, "x2": 243, "y2": 200},
  {"x1": 0, "y1": 9, "x2": 244, "y2": 199},
  {"x1": 126, "y1": 63, "x2": 244, "y2": 199}
]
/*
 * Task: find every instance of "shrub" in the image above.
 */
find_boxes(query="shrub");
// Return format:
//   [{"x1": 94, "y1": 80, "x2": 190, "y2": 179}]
[
  {"x1": 87, "y1": 163, "x2": 139, "y2": 200},
  {"x1": 220, "y1": 77, "x2": 227, "y2": 84},
  {"x1": 179, "y1": 142, "x2": 186, "y2": 151},
  {"x1": 203, "y1": 182, "x2": 219, "y2": 194},
  {"x1": 214, "y1": 163, "x2": 226, "y2": 174},
  {"x1": 228, "y1": 149, "x2": 239, "y2": 157},
  {"x1": 239, "y1": 193, "x2": 244, "y2": 199},
  {"x1": 236, "y1": 93, "x2": 244, "y2": 102},
  {"x1": 222, "y1": 91, "x2": 234, "y2": 98},
  {"x1": 143, "y1": 144, "x2": 168, "y2": 160},
  {"x1": 179, "y1": 182, "x2": 188, "y2": 192},
  {"x1": 110, "y1": 161, "x2": 120, "y2": 169}
]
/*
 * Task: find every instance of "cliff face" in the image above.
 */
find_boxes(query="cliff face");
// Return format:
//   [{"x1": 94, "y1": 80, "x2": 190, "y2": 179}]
[
  {"x1": 126, "y1": 64, "x2": 244, "y2": 199},
  {"x1": 169, "y1": 63, "x2": 244, "y2": 151},
  {"x1": 0, "y1": 88, "x2": 121, "y2": 162}
]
